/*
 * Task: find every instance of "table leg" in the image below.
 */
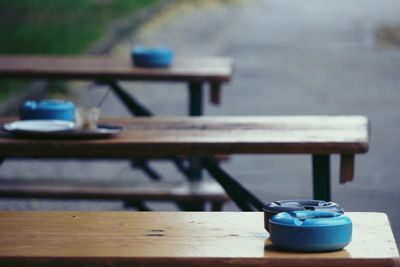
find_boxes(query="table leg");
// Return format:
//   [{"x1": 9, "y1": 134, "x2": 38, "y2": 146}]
[
  {"x1": 210, "y1": 82, "x2": 221, "y2": 105},
  {"x1": 187, "y1": 157, "x2": 202, "y2": 181},
  {"x1": 177, "y1": 201, "x2": 205, "y2": 211},
  {"x1": 130, "y1": 159, "x2": 161, "y2": 180},
  {"x1": 340, "y1": 154, "x2": 355, "y2": 184},
  {"x1": 124, "y1": 200, "x2": 152, "y2": 211},
  {"x1": 182, "y1": 157, "x2": 205, "y2": 210},
  {"x1": 203, "y1": 158, "x2": 265, "y2": 211},
  {"x1": 188, "y1": 81, "x2": 204, "y2": 182},
  {"x1": 188, "y1": 81, "x2": 203, "y2": 116},
  {"x1": 312, "y1": 154, "x2": 331, "y2": 201},
  {"x1": 108, "y1": 81, "x2": 153, "y2": 116}
]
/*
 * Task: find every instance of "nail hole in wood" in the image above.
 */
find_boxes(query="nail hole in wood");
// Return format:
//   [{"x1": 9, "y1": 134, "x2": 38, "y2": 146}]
[{"x1": 146, "y1": 234, "x2": 164, "y2": 237}]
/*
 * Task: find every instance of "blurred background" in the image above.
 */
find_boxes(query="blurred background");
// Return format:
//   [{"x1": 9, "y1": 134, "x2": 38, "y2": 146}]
[{"x1": 0, "y1": 0, "x2": 399, "y2": 245}]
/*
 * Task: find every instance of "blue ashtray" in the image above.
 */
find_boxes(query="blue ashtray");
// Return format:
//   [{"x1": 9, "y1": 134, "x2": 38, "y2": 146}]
[
  {"x1": 269, "y1": 211, "x2": 352, "y2": 252},
  {"x1": 131, "y1": 46, "x2": 173, "y2": 68},
  {"x1": 263, "y1": 200, "x2": 344, "y2": 232},
  {"x1": 20, "y1": 100, "x2": 75, "y2": 121}
]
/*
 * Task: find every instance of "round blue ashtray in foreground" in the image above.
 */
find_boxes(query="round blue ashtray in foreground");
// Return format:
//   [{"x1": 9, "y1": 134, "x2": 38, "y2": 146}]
[
  {"x1": 20, "y1": 100, "x2": 75, "y2": 121},
  {"x1": 269, "y1": 211, "x2": 352, "y2": 252},
  {"x1": 263, "y1": 199, "x2": 344, "y2": 232},
  {"x1": 131, "y1": 46, "x2": 174, "y2": 68}
]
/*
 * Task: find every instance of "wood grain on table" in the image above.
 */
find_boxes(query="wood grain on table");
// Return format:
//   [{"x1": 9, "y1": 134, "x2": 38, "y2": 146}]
[
  {"x1": 0, "y1": 116, "x2": 369, "y2": 158},
  {"x1": 0, "y1": 212, "x2": 397, "y2": 267}
]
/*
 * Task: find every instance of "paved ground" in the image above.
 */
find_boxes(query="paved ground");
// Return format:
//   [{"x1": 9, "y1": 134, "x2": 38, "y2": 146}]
[{"x1": 1, "y1": 0, "x2": 400, "y2": 246}]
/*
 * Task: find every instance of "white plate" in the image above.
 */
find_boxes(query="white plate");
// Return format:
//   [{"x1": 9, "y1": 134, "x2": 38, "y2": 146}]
[
  {"x1": 2, "y1": 120, "x2": 123, "y2": 139},
  {"x1": 3, "y1": 120, "x2": 75, "y2": 133}
]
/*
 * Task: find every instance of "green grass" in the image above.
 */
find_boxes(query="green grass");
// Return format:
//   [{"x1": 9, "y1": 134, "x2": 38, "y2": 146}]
[{"x1": 0, "y1": 0, "x2": 159, "y2": 100}]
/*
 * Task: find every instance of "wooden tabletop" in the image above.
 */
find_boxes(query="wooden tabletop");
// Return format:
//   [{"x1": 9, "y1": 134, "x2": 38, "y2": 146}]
[
  {"x1": 0, "y1": 212, "x2": 397, "y2": 267},
  {"x1": 0, "y1": 55, "x2": 233, "y2": 82},
  {"x1": 0, "y1": 116, "x2": 369, "y2": 158}
]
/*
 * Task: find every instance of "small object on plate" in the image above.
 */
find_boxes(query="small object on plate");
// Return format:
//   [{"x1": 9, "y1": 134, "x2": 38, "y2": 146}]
[
  {"x1": 131, "y1": 46, "x2": 173, "y2": 68},
  {"x1": 75, "y1": 107, "x2": 100, "y2": 130},
  {"x1": 20, "y1": 100, "x2": 75, "y2": 121},
  {"x1": 263, "y1": 199, "x2": 344, "y2": 232},
  {"x1": 269, "y1": 211, "x2": 352, "y2": 252}
]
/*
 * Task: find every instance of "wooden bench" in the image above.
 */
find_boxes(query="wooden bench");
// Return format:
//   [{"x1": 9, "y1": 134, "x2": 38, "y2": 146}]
[
  {"x1": 0, "y1": 116, "x2": 369, "y2": 210},
  {"x1": 0, "y1": 179, "x2": 229, "y2": 211},
  {"x1": 0, "y1": 211, "x2": 397, "y2": 267}
]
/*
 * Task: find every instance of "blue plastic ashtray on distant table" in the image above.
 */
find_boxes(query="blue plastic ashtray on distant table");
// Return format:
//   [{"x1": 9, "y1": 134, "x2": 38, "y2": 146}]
[
  {"x1": 269, "y1": 211, "x2": 352, "y2": 252},
  {"x1": 20, "y1": 99, "x2": 75, "y2": 121},
  {"x1": 131, "y1": 46, "x2": 174, "y2": 68}
]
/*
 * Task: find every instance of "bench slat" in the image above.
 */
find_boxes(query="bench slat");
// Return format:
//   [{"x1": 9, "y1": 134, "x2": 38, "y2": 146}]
[{"x1": 0, "y1": 179, "x2": 229, "y2": 202}]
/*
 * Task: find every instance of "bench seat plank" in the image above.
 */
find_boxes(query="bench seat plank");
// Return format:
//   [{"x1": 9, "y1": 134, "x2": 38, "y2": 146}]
[
  {"x1": 0, "y1": 179, "x2": 229, "y2": 202},
  {"x1": 0, "y1": 212, "x2": 397, "y2": 267},
  {"x1": 0, "y1": 116, "x2": 369, "y2": 158},
  {"x1": 0, "y1": 55, "x2": 233, "y2": 82}
]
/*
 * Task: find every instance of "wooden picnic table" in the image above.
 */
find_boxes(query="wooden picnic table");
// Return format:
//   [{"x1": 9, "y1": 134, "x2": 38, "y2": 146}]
[
  {"x1": 0, "y1": 54, "x2": 234, "y2": 188},
  {"x1": 0, "y1": 211, "x2": 397, "y2": 267},
  {"x1": 0, "y1": 55, "x2": 233, "y2": 116},
  {"x1": 0, "y1": 116, "x2": 369, "y2": 209}
]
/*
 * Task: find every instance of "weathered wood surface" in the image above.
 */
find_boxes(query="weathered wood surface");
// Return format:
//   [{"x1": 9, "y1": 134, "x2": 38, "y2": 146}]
[
  {"x1": 0, "y1": 55, "x2": 233, "y2": 82},
  {"x1": 0, "y1": 116, "x2": 369, "y2": 158},
  {"x1": 0, "y1": 212, "x2": 397, "y2": 267}
]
